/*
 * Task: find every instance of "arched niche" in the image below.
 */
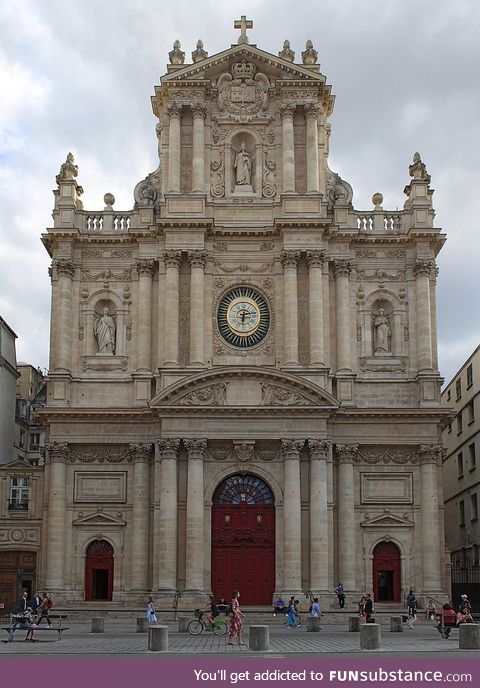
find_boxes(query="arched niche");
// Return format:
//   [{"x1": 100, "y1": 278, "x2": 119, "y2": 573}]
[
  {"x1": 82, "y1": 288, "x2": 128, "y2": 358},
  {"x1": 358, "y1": 288, "x2": 407, "y2": 360}
]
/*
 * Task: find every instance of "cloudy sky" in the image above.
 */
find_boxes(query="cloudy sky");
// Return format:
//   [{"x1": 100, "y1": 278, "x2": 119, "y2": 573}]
[{"x1": 0, "y1": 0, "x2": 479, "y2": 385}]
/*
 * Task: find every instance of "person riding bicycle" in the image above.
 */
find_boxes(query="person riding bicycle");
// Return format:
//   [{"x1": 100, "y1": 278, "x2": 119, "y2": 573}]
[{"x1": 202, "y1": 595, "x2": 220, "y2": 626}]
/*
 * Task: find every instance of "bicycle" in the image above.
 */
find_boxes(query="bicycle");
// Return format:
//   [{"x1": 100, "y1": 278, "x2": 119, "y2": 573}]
[{"x1": 188, "y1": 609, "x2": 227, "y2": 636}]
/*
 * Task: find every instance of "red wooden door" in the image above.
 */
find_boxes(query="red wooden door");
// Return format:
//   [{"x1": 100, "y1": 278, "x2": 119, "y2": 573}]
[
  {"x1": 373, "y1": 542, "x2": 401, "y2": 603},
  {"x1": 211, "y1": 475, "x2": 275, "y2": 605},
  {"x1": 85, "y1": 540, "x2": 114, "y2": 601}
]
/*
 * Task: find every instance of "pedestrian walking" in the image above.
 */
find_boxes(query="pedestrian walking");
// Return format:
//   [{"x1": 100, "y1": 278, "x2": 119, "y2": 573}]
[
  {"x1": 310, "y1": 598, "x2": 321, "y2": 618},
  {"x1": 36, "y1": 593, "x2": 53, "y2": 627},
  {"x1": 335, "y1": 583, "x2": 346, "y2": 609},
  {"x1": 146, "y1": 596, "x2": 158, "y2": 624},
  {"x1": 363, "y1": 593, "x2": 373, "y2": 622},
  {"x1": 407, "y1": 592, "x2": 418, "y2": 629},
  {"x1": 227, "y1": 590, "x2": 245, "y2": 645}
]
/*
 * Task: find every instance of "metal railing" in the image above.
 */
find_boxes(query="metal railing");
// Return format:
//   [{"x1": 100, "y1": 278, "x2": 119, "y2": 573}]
[{"x1": 7, "y1": 499, "x2": 29, "y2": 511}]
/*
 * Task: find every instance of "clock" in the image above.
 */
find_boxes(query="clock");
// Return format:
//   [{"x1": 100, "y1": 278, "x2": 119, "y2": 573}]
[{"x1": 217, "y1": 287, "x2": 270, "y2": 348}]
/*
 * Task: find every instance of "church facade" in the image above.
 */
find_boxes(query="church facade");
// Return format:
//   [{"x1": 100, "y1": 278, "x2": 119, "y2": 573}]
[{"x1": 3, "y1": 20, "x2": 450, "y2": 608}]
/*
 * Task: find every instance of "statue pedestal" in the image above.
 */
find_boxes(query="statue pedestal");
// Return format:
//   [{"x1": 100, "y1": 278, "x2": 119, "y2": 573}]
[{"x1": 233, "y1": 184, "x2": 253, "y2": 196}]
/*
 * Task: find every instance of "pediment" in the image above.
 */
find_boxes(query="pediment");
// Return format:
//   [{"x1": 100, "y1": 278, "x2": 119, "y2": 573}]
[
  {"x1": 73, "y1": 511, "x2": 126, "y2": 527},
  {"x1": 361, "y1": 511, "x2": 412, "y2": 528},
  {"x1": 150, "y1": 367, "x2": 339, "y2": 412},
  {"x1": 160, "y1": 44, "x2": 327, "y2": 85},
  {"x1": 0, "y1": 458, "x2": 35, "y2": 472}
]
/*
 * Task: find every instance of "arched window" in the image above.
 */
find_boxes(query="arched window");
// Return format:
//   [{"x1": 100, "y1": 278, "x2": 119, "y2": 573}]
[{"x1": 213, "y1": 474, "x2": 274, "y2": 504}]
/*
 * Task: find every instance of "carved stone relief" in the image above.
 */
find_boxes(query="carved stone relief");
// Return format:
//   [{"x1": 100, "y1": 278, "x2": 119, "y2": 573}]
[
  {"x1": 176, "y1": 383, "x2": 227, "y2": 406},
  {"x1": 210, "y1": 151, "x2": 225, "y2": 198},
  {"x1": 217, "y1": 61, "x2": 270, "y2": 121}
]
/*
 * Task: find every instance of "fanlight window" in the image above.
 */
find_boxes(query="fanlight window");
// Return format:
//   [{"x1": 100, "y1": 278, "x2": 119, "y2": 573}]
[
  {"x1": 87, "y1": 540, "x2": 114, "y2": 556},
  {"x1": 213, "y1": 474, "x2": 274, "y2": 504}
]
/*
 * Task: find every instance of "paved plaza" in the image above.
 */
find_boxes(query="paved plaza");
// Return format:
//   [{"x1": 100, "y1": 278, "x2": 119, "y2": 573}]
[{"x1": 0, "y1": 620, "x2": 477, "y2": 657}]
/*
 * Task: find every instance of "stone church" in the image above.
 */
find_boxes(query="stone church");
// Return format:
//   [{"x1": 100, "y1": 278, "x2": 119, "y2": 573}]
[{"x1": 1, "y1": 18, "x2": 450, "y2": 609}]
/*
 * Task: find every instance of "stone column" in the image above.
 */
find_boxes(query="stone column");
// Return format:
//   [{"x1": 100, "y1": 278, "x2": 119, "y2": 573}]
[
  {"x1": 336, "y1": 444, "x2": 358, "y2": 590},
  {"x1": 304, "y1": 103, "x2": 320, "y2": 194},
  {"x1": 136, "y1": 259, "x2": 155, "y2": 371},
  {"x1": 45, "y1": 442, "x2": 68, "y2": 589},
  {"x1": 53, "y1": 260, "x2": 75, "y2": 372},
  {"x1": 191, "y1": 103, "x2": 206, "y2": 193},
  {"x1": 167, "y1": 102, "x2": 183, "y2": 193},
  {"x1": 333, "y1": 260, "x2": 352, "y2": 371},
  {"x1": 282, "y1": 439, "x2": 304, "y2": 592},
  {"x1": 188, "y1": 251, "x2": 207, "y2": 366},
  {"x1": 281, "y1": 104, "x2": 296, "y2": 193},
  {"x1": 308, "y1": 439, "x2": 331, "y2": 592},
  {"x1": 281, "y1": 251, "x2": 300, "y2": 366},
  {"x1": 163, "y1": 251, "x2": 182, "y2": 366},
  {"x1": 156, "y1": 439, "x2": 180, "y2": 591},
  {"x1": 419, "y1": 445, "x2": 443, "y2": 592},
  {"x1": 129, "y1": 443, "x2": 152, "y2": 591},
  {"x1": 306, "y1": 250, "x2": 326, "y2": 366},
  {"x1": 184, "y1": 439, "x2": 207, "y2": 593},
  {"x1": 414, "y1": 260, "x2": 435, "y2": 371}
]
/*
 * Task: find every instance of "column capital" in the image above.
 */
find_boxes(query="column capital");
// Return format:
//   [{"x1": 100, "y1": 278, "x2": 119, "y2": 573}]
[
  {"x1": 163, "y1": 250, "x2": 182, "y2": 268},
  {"x1": 335, "y1": 443, "x2": 359, "y2": 464},
  {"x1": 155, "y1": 439, "x2": 180, "y2": 460},
  {"x1": 191, "y1": 102, "x2": 207, "y2": 119},
  {"x1": 167, "y1": 101, "x2": 183, "y2": 119},
  {"x1": 136, "y1": 258, "x2": 156, "y2": 276},
  {"x1": 129, "y1": 442, "x2": 153, "y2": 463},
  {"x1": 413, "y1": 259, "x2": 436, "y2": 278},
  {"x1": 333, "y1": 259, "x2": 352, "y2": 278},
  {"x1": 45, "y1": 441, "x2": 69, "y2": 464},
  {"x1": 280, "y1": 103, "x2": 296, "y2": 119},
  {"x1": 53, "y1": 259, "x2": 75, "y2": 278},
  {"x1": 188, "y1": 249, "x2": 207, "y2": 269},
  {"x1": 306, "y1": 249, "x2": 326, "y2": 269},
  {"x1": 304, "y1": 102, "x2": 320, "y2": 119},
  {"x1": 281, "y1": 250, "x2": 300, "y2": 269},
  {"x1": 308, "y1": 439, "x2": 332, "y2": 460},
  {"x1": 282, "y1": 438, "x2": 304, "y2": 460},
  {"x1": 418, "y1": 444, "x2": 446, "y2": 465},
  {"x1": 184, "y1": 438, "x2": 207, "y2": 459}
]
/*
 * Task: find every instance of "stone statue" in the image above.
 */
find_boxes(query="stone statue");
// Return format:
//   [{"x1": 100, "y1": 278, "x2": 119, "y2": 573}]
[
  {"x1": 234, "y1": 142, "x2": 252, "y2": 185},
  {"x1": 94, "y1": 307, "x2": 116, "y2": 354},
  {"x1": 373, "y1": 309, "x2": 391, "y2": 353}
]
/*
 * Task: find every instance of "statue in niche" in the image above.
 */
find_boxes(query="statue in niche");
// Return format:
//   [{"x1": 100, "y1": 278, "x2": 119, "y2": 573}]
[
  {"x1": 373, "y1": 309, "x2": 391, "y2": 353},
  {"x1": 94, "y1": 307, "x2": 116, "y2": 354},
  {"x1": 234, "y1": 142, "x2": 252, "y2": 185}
]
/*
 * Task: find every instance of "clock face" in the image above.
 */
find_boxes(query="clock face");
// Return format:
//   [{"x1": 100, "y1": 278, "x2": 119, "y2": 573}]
[{"x1": 217, "y1": 287, "x2": 270, "y2": 348}]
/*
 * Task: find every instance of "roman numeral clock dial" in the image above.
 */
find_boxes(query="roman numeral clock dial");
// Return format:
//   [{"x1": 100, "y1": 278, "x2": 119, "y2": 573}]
[{"x1": 217, "y1": 287, "x2": 270, "y2": 348}]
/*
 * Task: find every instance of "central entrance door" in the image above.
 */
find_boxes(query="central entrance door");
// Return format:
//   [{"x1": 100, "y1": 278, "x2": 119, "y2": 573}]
[
  {"x1": 85, "y1": 540, "x2": 114, "y2": 601},
  {"x1": 373, "y1": 541, "x2": 401, "y2": 603},
  {"x1": 211, "y1": 474, "x2": 275, "y2": 605}
]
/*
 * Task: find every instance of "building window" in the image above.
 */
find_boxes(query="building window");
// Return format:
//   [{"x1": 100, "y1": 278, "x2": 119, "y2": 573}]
[
  {"x1": 456, "y1": 378, "x2": 462, "y2": 400},
  {"x1": 447, "y1": 422, "x2": 452, "y2": 433},
  {"x1": 469, "y1": 443, "x2": 477, "y2": 470},
  {"x1": 467, "y1": 400, "x2": 475, "y2": 425},
  {"x1": 9, "y1": 477, "x2": 29, "y2": 510},
  {"x1": 447, "y1": 389, "x2": 451, "y2": 401},
  {"x1": 29, "y1": 433, "x2": 40, "y2": 450},
  {"x1": 19, "y1": 429, "x2": 25, "y2": 449},
  {"x1": 457, "y1": 412, "x2": 463, "y2": 434},
  {"x1": 459, "y1": 500, "x2": 465, "y2": 526},
  {"x1": 467, "y1": 364, "x2": 473, "y2": 388},
  {"x1": 458, "y1": 452, "x2": 464, "y2": 477},
  {"x1": 471, "y1": 492, "x2": 478, "y2": 521}
]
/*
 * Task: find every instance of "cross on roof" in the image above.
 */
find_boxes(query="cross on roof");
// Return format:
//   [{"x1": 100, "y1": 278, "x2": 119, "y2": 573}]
[{"x1": 234, "y1": 15, "x2": 253, "y2": 45}]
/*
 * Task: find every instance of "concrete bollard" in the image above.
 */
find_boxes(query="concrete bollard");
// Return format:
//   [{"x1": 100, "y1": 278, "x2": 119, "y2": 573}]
[
  {"x1": 306, "y1": 617, "x2": 321, "y2": 632},
  {"x1": 349, "y1": 616, "x2": 360, "y2": 632},
  {"x1": 249, "y1": 625, "x2": 270, "y2": 651},
  {"x1": 91, "y1": 617, "x2": 105, "y2": 633},
  {"x1": 148, "y1": 625, "x2": 168, "y2": 652},
  {"x1": 178, "y1": 617, "x2": 190, "y2": 633},
  {"x1": 360, "y1": 623, "x2": 381, "y2": 650},
  {"x1": 390, "y1": 616, "x2": 403, "y2": 632},
  {"x1": 459, "y1": 624, "x2": 480, "y2": 650},
  {"x1": 136, "y1": 617, "x2": 149, "y2": 633}
]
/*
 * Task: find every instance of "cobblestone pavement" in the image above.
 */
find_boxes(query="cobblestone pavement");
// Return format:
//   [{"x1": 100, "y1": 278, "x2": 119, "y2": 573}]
[{"x1": 0, "y1": 621, "x2": 473, "y2": 656}]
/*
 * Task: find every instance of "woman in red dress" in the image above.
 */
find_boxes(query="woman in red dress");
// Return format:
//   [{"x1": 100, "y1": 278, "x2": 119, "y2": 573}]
[{"x1": 227, "y1": 590, "x2": 245, "y2": 645}]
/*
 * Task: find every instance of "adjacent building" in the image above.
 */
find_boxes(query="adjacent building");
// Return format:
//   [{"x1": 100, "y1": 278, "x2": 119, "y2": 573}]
[{"x1": 1, "y1": 19, "x2": 450, "y2": 610}]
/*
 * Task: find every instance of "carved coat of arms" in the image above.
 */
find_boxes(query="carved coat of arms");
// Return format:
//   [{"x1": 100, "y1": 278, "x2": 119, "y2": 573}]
[{"x1": 217, "y1": 61, "x2": 270, "y2": 119}]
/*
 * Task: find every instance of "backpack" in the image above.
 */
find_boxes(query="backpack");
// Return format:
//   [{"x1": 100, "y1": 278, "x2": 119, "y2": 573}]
[{"x1": 226, "y1": 603, "x2": 233, "y2": 615}]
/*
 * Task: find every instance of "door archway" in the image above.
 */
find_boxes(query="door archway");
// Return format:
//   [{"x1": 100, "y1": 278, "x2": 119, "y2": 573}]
[
  {"x1": 211, "y1": 474, "x2": 275, "y2": 605},
  {"x1": 85, "y1": 540, "x2": 114, "y2": 601},
  {"x1": 373, "y1": 541, "x2": 401, "y2": 603}
]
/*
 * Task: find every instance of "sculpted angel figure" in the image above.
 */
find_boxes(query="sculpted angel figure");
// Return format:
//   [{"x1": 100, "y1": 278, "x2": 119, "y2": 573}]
[
  {"x1": 234, "y1": 142, "x2": 252, "y2": 185},
  {"x1": 94, "y1": 307, "x2": 116, "y2": 354}
]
